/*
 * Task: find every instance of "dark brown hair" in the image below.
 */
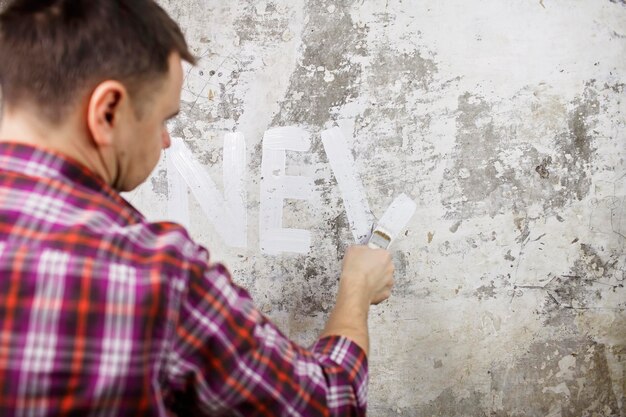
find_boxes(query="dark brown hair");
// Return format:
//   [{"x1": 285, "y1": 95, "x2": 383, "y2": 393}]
[{"x1": 0, "y1": 0, "x2": 196, "y2": 123}]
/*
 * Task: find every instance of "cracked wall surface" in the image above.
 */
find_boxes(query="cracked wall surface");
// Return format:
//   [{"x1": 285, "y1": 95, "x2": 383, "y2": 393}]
[{"x1": 123, "y1": 1, "x2": 626, "y2": 415}]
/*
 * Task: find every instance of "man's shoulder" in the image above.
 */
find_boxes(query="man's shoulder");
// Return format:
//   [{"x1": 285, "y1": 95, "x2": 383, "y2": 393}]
[
  {"x1": 0, "y1": 162, "x2": 208, "y2": 277},
  {"x1": 77, "y1": 216, "x2": 209, "y2": 279},
  {"x1": 123, "y1": 220, "x2": 205, "y2": 266}
]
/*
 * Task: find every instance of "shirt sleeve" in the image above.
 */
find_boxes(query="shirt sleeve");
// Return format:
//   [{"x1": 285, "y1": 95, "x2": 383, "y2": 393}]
[{"x1": 163, "y1": 252, "x2": 368, "y2": 417}]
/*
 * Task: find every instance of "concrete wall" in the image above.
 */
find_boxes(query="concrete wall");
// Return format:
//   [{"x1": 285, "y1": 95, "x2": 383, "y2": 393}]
[{"x1": 130, "y1": 1, "x2": 626, "y2": 415}]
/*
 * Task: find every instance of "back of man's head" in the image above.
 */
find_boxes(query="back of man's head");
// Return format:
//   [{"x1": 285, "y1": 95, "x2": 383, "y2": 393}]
[{"x1": 0, "y1": 0, "x2": 196, "y2": 123}]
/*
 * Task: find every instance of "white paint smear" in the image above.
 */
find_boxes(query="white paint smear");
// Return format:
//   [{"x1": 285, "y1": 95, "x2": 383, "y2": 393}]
[
  {"x1": 376, "y1": 193, "x2": 417, "y2": 243},
  {"x1": 260, "y1": 127, "x2": 313, "y2": 255},
  {"x1": 263, "y1": 126, "x2": 311, "y2": 151},
  {"x1": 223, "y1": 132, "x2": 247, "y2": 247},
  {"x1": 166, "y1": 153, "x2": 190, "y2": 230},
  {"x1": 167, "y1": 136, "x2": 247, "y2": 248},
  {"x1": 321, "y1": 127, "x2": 374, "y2": 242}
]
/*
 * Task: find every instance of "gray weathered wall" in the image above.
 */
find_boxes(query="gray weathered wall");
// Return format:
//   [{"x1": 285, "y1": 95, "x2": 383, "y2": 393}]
[{"x1": 128, "y1": 1, "x2": 626, "y2": 415}]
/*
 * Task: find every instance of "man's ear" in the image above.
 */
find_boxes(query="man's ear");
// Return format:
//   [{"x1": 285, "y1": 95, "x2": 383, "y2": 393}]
[{"x1": 87, "y1": 81, "x2": 128, "y2": 147}]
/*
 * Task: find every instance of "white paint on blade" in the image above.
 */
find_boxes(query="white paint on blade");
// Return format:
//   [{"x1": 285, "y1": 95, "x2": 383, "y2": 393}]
[
  {"x1": 377, "y1": 193, "x2": 417, "y2": 241},
  {"x1": 166, "y1": 152, "x2": 190, "y2": 230},
  {"x1": 223, "y1": 132, "x2": 247, "y2": 247},
  {"x1": 168, "y1": 137, "x2": 247, "y2": 248},
  {"x1": 321, "y1": 127, "x2": 374, "y2": 242},
  {"x1": 259, "y1": 127, "x2": 313, "y2": 255}
]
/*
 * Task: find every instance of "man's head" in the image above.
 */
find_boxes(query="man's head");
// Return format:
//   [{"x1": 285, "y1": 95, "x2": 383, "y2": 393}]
[{"x1": 0, "y1": 0, "x2": 196, "y2": 191}]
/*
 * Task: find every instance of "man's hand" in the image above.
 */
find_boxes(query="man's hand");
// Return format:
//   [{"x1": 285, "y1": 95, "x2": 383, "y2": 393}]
[
  {"x1": 340, "y1": 245, "x2": 395, "y2": 305},
  {"x1": 319, "y1": 245, "x2": 396, "y2": 356}
]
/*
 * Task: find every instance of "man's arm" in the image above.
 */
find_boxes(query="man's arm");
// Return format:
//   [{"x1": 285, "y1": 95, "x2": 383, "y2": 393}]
[
  {"x1": 164, "y1": 244, "x2": 393, "y2": 416},
  {"x1": 320, "y1": 246, "x2": 395, "y2": 356}
]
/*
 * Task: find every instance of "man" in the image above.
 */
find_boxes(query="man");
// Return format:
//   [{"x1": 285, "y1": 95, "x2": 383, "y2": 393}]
[{"x1": 0, "y1": 1, "x2": 394, "y2": 416}]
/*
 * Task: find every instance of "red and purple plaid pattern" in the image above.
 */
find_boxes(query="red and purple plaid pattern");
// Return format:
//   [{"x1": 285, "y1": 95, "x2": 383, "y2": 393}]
[{"x1": 0, "y1": 142, "x2": 368, "y2": 416}]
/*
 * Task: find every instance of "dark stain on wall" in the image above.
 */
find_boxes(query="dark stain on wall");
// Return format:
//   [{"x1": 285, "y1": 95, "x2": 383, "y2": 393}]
[
  {"x1": 552, "y1": 86, "x2": 599, "y2": 204},
  {"x1": 354, "y1": 42, "x2": 440, "y2": 198},
  {"x1": 234, "y1": 2, "x2": 290, "y2": 44},
  {"x1": 295, "y1": 255, "x2": 337, "y2": 315},
  {"x1": 272, "y1": 1, "x2": 367, "y2": 127},
  {"x1": 535, "y1": 156, "x2": 552, "y2": 179},
  {"x1": 474, "y1": 280, "x2": 497, "y2": 300},
  {"x1": 370, "y1": 389, "x2": 485, "y2": 417},
  {"x1": 391, "y1": 251, "x2": 417, "y2": 297},
  {"x1": 541, "y1": 243, "x2": 624, "y2": 318},
  {"x1": 440, "y1": 84, "x2": 600, "y2": 221},
  {"x1": 357, "y1": 47, "x2": 437, "y2": 149},
  {"x1": 151, "y1": 168, "x2": 169, "y2": 198},
  {"x1": 490, "y1": 338, "x2": 619, "y2": 416},
  {"x1": 326, "y1": 211, "x2": 351, "y2": 257}
]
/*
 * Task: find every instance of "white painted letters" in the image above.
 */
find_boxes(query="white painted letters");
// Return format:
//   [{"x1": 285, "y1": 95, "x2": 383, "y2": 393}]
[
  {"x1": 259, "y1": 127, "x2": 313, "y2": 255},
  {"x1": 321, "y1": 127, "x2": 375, "y2": 242},
  {"x1": 167, "y1": 134, "x2": 247, "y2": 248},
  {"x1": 166, "y1": 153, "x2": 191, "y2": 230},
  {"x1": 164, "y1": 126, "x2": 416, "y2": 254}
]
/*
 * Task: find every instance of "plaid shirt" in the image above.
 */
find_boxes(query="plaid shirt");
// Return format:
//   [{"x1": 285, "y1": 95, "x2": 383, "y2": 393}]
[{"x1": 0, "y1": 142, "x2": 368, "y2": 417}]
